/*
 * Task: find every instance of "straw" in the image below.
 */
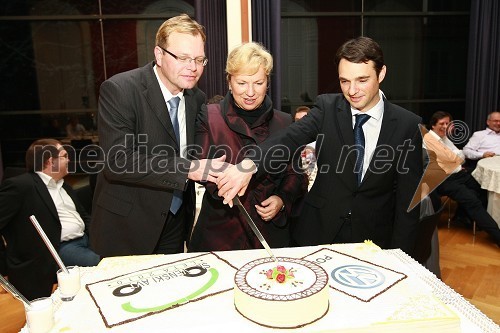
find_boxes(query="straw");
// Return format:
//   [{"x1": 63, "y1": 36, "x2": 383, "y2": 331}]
[
  {"x1": 0, "y1": 275, "x2": 32, "y2": 308},
  {"x1": 29, "y1": 215, "x2": 69, "y2": 274}
]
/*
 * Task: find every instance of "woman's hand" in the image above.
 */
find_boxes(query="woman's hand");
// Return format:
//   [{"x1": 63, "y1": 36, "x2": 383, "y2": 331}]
[{"x1": 255, "y1": 195, "x2": 284, "y2": 222}]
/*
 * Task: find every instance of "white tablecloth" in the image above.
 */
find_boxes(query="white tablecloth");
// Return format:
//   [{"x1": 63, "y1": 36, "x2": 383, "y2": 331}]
[
  {"x1": 472, "y1": 156, "x2": 500, "y2": 225},
  {"x1": 21, "y1": 245, "x2": 499, "y2": 333}
]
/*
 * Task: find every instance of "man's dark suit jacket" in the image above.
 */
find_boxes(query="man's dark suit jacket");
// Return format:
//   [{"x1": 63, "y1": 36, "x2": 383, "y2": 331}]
[
  {"x1": 91, "y1": 62, "x2": 206, "y2": 257},
  {"x1": 0, "y1": 172, "x2": 91, "y2": 300},
  {"x1": 253, "y1": 94, "x2": 423, "y2": 256}
]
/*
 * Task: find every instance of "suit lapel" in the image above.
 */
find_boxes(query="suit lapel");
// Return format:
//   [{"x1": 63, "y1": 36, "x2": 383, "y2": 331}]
[
  {"x1": 363, "y1": 101, "x2": 397, "y2": 184},
  {"x1": 222, "y1": 96, "x2": 274, "y2": 143},
  {"x1": 184, "y1": 90, "x2": 196, "y2": 146},
  {"x1": 375, "y1": 101, "x2": 396, "y2": 148},
  {"x1": 329, "y1": 100, "x2": 358, "y2": 188},
  {"x1": 142, "y1": 63, "x2": 179, "y2": 146},
  {"x1": 336, "y1": 102, "x2": 356, "y2": 166},
  {"x1": 32, "y1": 173, "x2": 59, "y2": 220},
  {"x1": 224, "y1": 102, "x2": 256, "y2": 140}
]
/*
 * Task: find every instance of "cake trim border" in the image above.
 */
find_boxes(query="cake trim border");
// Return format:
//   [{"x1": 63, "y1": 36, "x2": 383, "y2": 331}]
[{"x1": 234, "y1": 257, "x2": 329, "y2": 301}]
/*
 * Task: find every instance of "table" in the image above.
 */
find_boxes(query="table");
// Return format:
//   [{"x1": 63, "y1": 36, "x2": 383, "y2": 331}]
[
  {"x1": 60, "y1": 134, "x2": 99, "y2": 146},
  {"x1": 472, "y1": 156, "x2": 500, "y2": 226},
  {"x1": 21, "y1": 245, "x2": 499, "y2": 333}
]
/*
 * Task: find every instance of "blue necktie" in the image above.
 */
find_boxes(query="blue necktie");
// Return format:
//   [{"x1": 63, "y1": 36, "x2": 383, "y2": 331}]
[
  {"x1": 168, "y1": 96, "x2": 182, "y2": 214},
  {"x1": 353, "y1": 113, "x2": 370, "y2": 185}
]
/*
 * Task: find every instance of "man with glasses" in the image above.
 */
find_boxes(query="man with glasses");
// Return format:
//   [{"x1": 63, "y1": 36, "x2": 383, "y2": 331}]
[
  {"x1": 463, "y1": 111, "x2": 500, "y2": 160},
  {"x1": 91, "y1": 14, "x2": 226, "y2": 257},
  {"x1": 0, "y1": 138, "x2": 99, "y2": 300}
]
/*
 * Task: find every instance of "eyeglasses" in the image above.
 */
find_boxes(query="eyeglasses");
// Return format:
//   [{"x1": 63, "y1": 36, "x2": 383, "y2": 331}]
[{"x1": 158, "y1": 46, "x2": 208, "y2": 67}]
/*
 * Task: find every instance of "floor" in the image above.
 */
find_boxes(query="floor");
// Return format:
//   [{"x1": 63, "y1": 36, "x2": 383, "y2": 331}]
[{"x1": 438, "y1": 206, "x2": 500, "y2": 325}]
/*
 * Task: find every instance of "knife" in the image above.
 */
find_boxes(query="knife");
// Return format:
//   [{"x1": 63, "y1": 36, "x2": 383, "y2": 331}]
[
  {"x1": 233, "y1": 196, "x2": 279, "y2": 265},
  {"x1": 0, "y1": 275, "x2": 32, "y2": 308}
]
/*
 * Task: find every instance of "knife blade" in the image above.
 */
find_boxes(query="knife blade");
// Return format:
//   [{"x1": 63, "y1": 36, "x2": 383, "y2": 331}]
[
  {"x1": 0, "y1": 275, "x2": 31, "y2": 308},
  {"x1": 233, "y1": 196, "x2": 279, "y2": 265}
]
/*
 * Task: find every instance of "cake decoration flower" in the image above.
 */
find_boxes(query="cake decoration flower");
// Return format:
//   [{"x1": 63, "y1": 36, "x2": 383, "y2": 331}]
[
  {"x1": 266, "y1": 266, "x2": 295, "y2": 283},
  {"x1": 359, "y1": 239, "x2": 381, "y2": 252}
]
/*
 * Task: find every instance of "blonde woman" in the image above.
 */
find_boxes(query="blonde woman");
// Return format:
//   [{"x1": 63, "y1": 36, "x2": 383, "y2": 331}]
[{"x1": 189, "y1": 42, "x2": 307, "y2": 251}]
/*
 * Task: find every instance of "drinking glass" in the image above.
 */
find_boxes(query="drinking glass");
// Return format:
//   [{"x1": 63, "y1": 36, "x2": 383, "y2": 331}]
[
  {"x1": 56, "y1": 265, "x2": 81, "y2": 301},
  {"x1": 25, "y1": 297, "x2": 54, "y2": 333}
]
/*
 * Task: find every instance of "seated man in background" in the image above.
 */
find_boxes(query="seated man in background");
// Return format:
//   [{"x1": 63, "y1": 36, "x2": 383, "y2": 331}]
[
  {"x1": 424, "y1": 111, "x2": 500, "y2": 247},
  {"x1": 463, "y1": 110, "x2": 500, "y2": 161},
  {"x1": 0, "y1": 139, "x2": 99, "y2": 300}
]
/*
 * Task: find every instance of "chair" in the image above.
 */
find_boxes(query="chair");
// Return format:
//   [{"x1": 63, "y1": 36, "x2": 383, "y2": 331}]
[
  {"x1": 463, "y1": 158, "x2": 478, "y2": 173},
  {"x1": 414, "y1": 196, "x2": 448, "y2": 277},
  {"x1": 1, "y1": 167, "x2": 26, "y2": 183},
  {"x1": 445, "y1": 196, "x2": 477, "y2": 236},
  {"x1": 74, "y1": 184, "x2": 93, "y2": 215}
]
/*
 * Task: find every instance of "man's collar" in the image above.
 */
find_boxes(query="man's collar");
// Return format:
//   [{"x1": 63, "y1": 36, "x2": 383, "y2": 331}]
[
  {"x1": 36, "y1": 171, "x2": 64, "y2": 188},
  {"x1": 350, "y1": 90, "x2": 385, "y2": 121},
  {"x1": 429, "y1": 129, "x2": 444, "y2": 141},
  {"x1": 486, "y1": 127, "x2": 500, "y2": 135},
  {"x1": 153, "y1": 65, "x2": 184, "y2": 101}
]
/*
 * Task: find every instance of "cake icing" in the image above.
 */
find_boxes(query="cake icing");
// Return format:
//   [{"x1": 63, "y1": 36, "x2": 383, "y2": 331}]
[
  {"x1": 234, "y1": 257, "x2": 329, "y2": 328},
  {"x1": 35, "y1": 243, "x2": 465, "y2": 333},
  {"x1": 86, "y1": 252, "x2": 237, "y2": 327}
]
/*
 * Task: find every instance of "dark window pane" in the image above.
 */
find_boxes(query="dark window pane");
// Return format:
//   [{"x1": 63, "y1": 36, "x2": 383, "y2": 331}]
[
  {"x1": 364, "y1": 14, "x2": 468, "y2": 102},
  {"x1": 398, "y1": 101, "x2": 466, "y2": 129},
  {"x1": 101, "y1": 0, "x2": 194, "y2": 15},
  {"x1": 101, "y1": 19, "x2": 165, "y2": 78},
  {"x1": 427, "y1": 0, "x2": 471, "y2": 11},
  {"x1": 364, "y1": 16, "x2": 426, "y2": 100},
  {"x1": 282, "y1": 0, "x2": 361, "y2": 13},
  {"x1": 0, "y1": 21, "x2": 38, "y2": 111},
  {"x1": 281, "y1": 16, "x2": 360, "y2": 112},
  {"x1": 0, "y1": 20, "x2": 103, "y2": 112},
  {"x1": 0, "y1": 0, "x2": 99, "y2": 16},
  {"x1": 423, "y1": 16, "x2": 469, "y2": 99},
  {"x1": 365, "y1": 0, "x2": 422, "y2": 12}
]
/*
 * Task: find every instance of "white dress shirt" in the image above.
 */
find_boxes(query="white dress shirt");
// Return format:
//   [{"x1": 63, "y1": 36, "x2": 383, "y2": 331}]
[
  {"x1": 350, "y1": 90, "x2": 385, "y2": 181},
  {"x1": 36, "y1": 172, "x2": 85, "y2": 241},
  {"x1": 427, "y1": 130, "x2": 465, "y2": 174},
  {"x1": 463, "y1": 128, "x2": 500, "y2": 159},
  {"x1": 154, "y1": 65, "x2": 187, "y2": 158}
]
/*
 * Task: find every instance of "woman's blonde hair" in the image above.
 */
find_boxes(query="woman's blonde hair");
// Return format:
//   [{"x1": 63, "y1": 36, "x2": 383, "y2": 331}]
[
  {"x1": 226, "y1": 42, "x2": 273, "y2": 81},
  {"x1": 156, "y1": 13, "x2": 206, "y2": 49}
]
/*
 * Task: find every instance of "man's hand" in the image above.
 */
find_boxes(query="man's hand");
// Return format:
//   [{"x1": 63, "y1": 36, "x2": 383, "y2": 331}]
[
  {"x1": 216, "y1": 159, "x2": 256, "y2": 206},
  {"x1": 482, "y1": 151, "x2": 495, "y2": 158},
  {"x1": 188, "y1": 155, "x2": 228, "y2": 183}
]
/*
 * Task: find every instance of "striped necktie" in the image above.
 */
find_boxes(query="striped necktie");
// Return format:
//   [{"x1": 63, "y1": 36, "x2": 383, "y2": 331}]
[
  {"x1": 353, "y1": 113, "x2": 370, "y2": 185},
  {"x1": 168, "y1": 96, "x2": 182, "y2": 214}
]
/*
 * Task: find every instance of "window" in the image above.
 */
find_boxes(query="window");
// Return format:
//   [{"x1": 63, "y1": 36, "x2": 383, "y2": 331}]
[{"x1": 280, "y1": 0, "x2": 469, "y2": 125}]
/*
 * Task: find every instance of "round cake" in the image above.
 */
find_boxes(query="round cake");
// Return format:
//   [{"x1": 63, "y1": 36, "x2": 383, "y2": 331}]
[{"x1": 234, "y1": 257, "x2": 329, "y2": 328}]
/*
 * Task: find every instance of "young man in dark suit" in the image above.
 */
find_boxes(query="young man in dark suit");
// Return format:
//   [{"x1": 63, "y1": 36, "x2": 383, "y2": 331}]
[
  {"x1": 91, "y1": 14, "x2": 226, "y2": 257},
  {"x1": 216, "y1": 37, "x2": 423, "y2": 256},
  {"x1": 0, "y1": 139, "x2": 99, "y2": 300}
]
